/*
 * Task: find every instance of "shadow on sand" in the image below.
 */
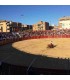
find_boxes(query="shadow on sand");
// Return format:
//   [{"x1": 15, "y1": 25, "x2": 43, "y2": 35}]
[{"x1": 0, "y1": 43, "x2": 70, "y2": 75}]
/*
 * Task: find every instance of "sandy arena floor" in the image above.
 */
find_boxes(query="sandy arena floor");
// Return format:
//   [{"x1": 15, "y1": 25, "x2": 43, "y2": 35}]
[{"x1": 12, "y1": 38, "x2": 70, "y2": 59}]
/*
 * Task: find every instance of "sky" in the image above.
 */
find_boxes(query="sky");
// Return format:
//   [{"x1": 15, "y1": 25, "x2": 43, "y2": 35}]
[{"x1": 0, "y1": 5, "x2": 70, "y2": 25}]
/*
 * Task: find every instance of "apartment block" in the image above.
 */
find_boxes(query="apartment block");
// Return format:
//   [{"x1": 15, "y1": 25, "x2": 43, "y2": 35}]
[
  {"x1": 0, "y1": 20, "x2": 22, "y2": 32},
  {"x1": 33, "y1": 21, "x2": 49, "y2": 31}
]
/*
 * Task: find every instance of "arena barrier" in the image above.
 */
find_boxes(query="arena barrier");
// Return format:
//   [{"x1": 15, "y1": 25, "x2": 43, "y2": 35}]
[
  {"x1": 23, "y1": 34, "x2": 70, "y2": 39},
  {"x1": 1, "y1": 34, "x2": 70, "y2": 46}
]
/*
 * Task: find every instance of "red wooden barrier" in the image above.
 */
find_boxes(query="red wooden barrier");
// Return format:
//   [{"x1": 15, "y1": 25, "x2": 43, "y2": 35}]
[{"x1": 1, "y1": 34, "x2": 70, "y2": 46}]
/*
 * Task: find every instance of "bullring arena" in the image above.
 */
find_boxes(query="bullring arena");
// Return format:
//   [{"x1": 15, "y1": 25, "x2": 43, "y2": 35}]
[
  {"x1": 12, "y1": 38, "x2": 70, "y2": 59},
  {"x1": 1, "y1": 30, "x2": 70, "y2": 74}
]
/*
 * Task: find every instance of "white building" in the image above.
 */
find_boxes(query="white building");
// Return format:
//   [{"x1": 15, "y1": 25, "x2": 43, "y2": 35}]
[{"x1": 59, "y1": 16, "x2": 70, "y2": 29}]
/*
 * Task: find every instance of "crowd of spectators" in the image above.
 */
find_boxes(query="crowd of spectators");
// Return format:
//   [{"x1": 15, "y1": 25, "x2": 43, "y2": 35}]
[
  {"x1": 22, "y1": 29, "x2": 70, "y2": 38},
  {"x1": 0, "y1": 32, "x2": 21, "y2": 41},
  {"x1": 1, "y1": 29, "x2": 70, "y2": 45}
]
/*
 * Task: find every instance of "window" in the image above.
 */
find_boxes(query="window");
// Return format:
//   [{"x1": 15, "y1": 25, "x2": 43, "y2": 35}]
[
  {"x1": 0, "y1": 26, "x2": 3, "y2": 31},
  {"x1": 62, "y1": 23, "x2": 65, "y2": 26},
  {"x1": 0, "y1": 26, "x2": 2, "y2": 29},
  {"x1": 59, "y1": 23, "x2": 62, "y2": 26},
  {"x1": 38, "y1": 24, "x2": 41, "y2": 26},
  {"x1": 0, "y1": 24, "x2": 3, "y2": 25}
]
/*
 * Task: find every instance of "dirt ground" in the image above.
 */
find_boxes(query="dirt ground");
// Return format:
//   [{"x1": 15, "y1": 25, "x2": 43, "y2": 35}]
[{"x1": 12, "y1": 38, "x2": 70, "y2": 59}]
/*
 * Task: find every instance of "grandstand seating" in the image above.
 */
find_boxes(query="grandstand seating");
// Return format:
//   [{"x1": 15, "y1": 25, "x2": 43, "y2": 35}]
[{"x1": 1, "y1": 29, "x2": 70, "y2": 46}]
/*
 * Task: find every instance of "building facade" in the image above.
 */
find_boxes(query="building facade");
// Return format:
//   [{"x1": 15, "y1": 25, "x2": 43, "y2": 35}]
[
  {"x1": 59, "y1": 16, "x2": 70, "y2": 29},
  {"x1": 0, "y1": 20, "x2": 50, "y2": 32},
  {"x1": 0, "y1": 20, "x2": 22, "y2": 32},
  {"x1": 33, "y1": 21, "x2": 49, "y2": 31},
  {"x1": 22, "y1": 24, "x2": 33, "y2": 31}
]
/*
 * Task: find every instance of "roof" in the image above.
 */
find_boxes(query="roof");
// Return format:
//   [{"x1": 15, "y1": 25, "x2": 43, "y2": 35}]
[
  {"x1": 0, "y1": 20, "x2": 9, "y2": 22},
  {"x1": 0, "y1": 20, "x2": 22, "y2": 24},
  {"x1": 59, "y1": 16, "x2": 70, "y2": 21}
]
